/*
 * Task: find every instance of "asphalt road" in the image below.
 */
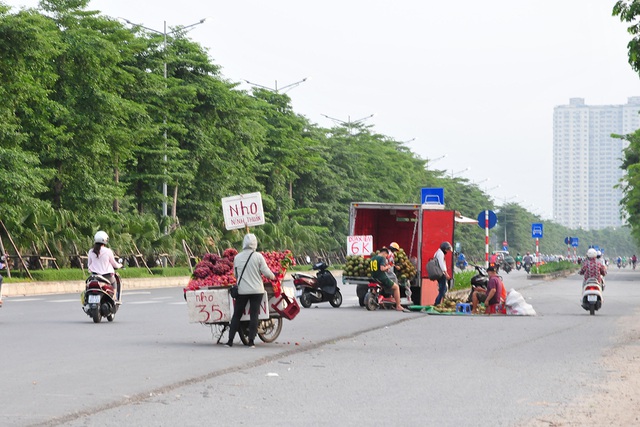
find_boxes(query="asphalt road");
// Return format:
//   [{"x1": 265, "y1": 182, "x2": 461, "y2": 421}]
[{"x1": 1, "y1": 267, "x2": 638, "y2": 426}]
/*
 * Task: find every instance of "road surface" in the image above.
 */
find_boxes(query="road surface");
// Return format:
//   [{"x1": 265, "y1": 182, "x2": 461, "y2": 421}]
[{"x1": 1, "y1": 267, "x2": 638, "y2": 426}]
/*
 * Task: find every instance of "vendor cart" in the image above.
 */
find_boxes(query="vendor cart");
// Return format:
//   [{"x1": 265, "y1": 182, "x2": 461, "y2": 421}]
[{"x1": 185, "y1": 281, "x2": 299, "y2": 345}]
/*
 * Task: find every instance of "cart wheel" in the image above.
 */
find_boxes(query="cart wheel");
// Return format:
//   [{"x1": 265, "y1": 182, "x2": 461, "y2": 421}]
[
  {"x1": 364, "y1": 293, "x2": 378, "y2": 311},
  {"x1": 238, "y1": 322, "x2": 250, "y2": 345},
  {"x1": 258, "y1": 318, "x2": 283, "y2": 343},
  {"x1": 329, "y1": 290, "x2": 343, "y2": 308}
]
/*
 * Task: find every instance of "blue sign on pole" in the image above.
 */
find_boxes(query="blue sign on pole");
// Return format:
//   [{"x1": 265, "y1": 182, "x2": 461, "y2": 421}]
[
  {"x1": 571, "y1": 237, "x2": 579, "y2": 247},
  {"x1": 532, "y1": 223, "x2": 543, "y2": 239},
  {"x1": 420, "y1": 187, "x2": 444, "y2": 206},
  {"x1": 477, "y1": 210, "x2": 497, "y2": 229}
]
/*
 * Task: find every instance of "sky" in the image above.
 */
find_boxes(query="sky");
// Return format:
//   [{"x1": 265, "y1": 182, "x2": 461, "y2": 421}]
[{"x1": 4, "y1": 0, "x2": 640, "y2": 220}]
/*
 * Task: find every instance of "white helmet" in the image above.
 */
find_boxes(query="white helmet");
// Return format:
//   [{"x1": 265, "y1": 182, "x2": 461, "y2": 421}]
[
  {"x1": 94, "y1": 231, "x2": 109, "y2": 244},
  {"x1": 596, "y1": 250, "x2": 602, "y2": 258},
  {"x1": 586, "y1": 248, "x2": 597, "y2": 259}
]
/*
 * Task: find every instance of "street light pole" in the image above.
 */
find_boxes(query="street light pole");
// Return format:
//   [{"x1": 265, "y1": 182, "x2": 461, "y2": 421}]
[
  {"x1": 450, "y1": 167, "x2": 470, "y2": 178},
  {"x1": 321, "y1": 113, "x2": 375, "y2": 135},
  {"x1": 244, "y1": 77, "x2": 309, "y2": 94},
  {"x1": 120, "y1": 17, "x2": 208, "y2": 224}
]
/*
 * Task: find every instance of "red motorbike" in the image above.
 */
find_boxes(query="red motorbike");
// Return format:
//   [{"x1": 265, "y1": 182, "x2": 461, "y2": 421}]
[
  {"x1": 82, "y1": 273, "x2": 121, "y2": 323},
  {"x1": 363, "y1": 279, "x2": 412, "y2": 311}
]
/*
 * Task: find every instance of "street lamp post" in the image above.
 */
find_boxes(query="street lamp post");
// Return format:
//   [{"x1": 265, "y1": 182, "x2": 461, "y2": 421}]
[
  {"x1": 244, "y1": 77, "x2": 309, "y2": 94},
  {"x1": 321, "y1": 113, "x2": 375, "y2": 135},
  {"x1": 450, "y1": 167, "x2": 470, "y2": 178},
  {"x1": 120, "y1": 17, "x2": 208, "y2": 223},
  {"x1": 499, "y1": 195, "x2": 518, "y2": 246}
]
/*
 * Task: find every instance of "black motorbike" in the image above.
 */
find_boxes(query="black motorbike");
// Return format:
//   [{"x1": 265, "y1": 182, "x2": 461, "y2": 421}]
[
  {"x1": 293, "y1": 262, "x2": 342, "y2": 308},
  {"x1": 501, "y1": 261, "x2": 513, "y2": 274},
  {"x1": 524, "y1": 261, "x2": 532, "y2": 274},
  {"x1": 466, "y1": 265, "x2": 489, "y2": 303}
]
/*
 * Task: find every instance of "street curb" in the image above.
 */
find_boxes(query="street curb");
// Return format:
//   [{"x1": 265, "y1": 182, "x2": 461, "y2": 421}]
[
  {"x1": 4, "y1": 276, "x2": 191, "y2": 297},
  {"x1": 1, "y1": 270, "x2": 320, "y2": 297},
  {"x1": 528, "y1": 269, "x2": 578, "y2": 280}
]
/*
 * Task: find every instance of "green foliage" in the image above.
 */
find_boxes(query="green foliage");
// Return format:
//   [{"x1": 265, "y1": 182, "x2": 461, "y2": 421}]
[
  {"x1": 531, "y1": 261, "x2": 578, "y2": 275},
  {"x1": 452, "y1": 270, "x2": 475, "y2": 291},
  {"x1": 0, "y1": 3, "x2": 636, "y2": 268},
  {"x1": 4, "y1": 266, "x2": 192, "y2": 282}
]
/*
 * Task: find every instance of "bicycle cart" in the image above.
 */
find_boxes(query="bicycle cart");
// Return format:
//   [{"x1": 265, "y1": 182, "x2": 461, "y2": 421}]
[{"x1": 185, "y1": 282, "x2": 299, "y2": 345}]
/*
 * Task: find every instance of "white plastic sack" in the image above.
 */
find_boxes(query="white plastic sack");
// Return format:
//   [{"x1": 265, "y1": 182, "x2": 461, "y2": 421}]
[
  {"x1": 505, "y1": 289, "x2": 525, "y2": 306},
  {"x1": 505, "y1": 289, "x2": 536, "y2": 316}
]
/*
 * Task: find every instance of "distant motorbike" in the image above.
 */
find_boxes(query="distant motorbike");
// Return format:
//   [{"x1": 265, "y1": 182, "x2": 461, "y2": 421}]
[
  {"x1": 501, "y1": 261, "x2": 513, "y2": 274},
  {"x1": 82, "y1": 273, "x2": 121, "y2": 323},
  {"x1": 293, "y1": 262, "x2": 342, "y2": 308},
  {"x1": 515, "y1": 260, "x2": 522, "y2": 271},
  {"x1": 456, "y1": 259, "x2": 468, "y2": 270},
  {"x1": 524, "y1": 261, "x2": 533, "y2": 274},
  {"x1": 581, "y1": 278, "x2": 603, "y2": 315}
]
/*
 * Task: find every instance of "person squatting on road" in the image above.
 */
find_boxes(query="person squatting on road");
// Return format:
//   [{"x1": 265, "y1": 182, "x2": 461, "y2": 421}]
[
  {"x1": 472, "y1": 265, "x2": 504, "y2": 314},
  {"x1": 370, "y1": 247, "x2": 409, "y2": 312},
  {"x1": 579, "y1": 248, "x2": 607, "y2": 285},
  {"x1": 434, "y1": 241, "x2": 452, "y2": 306},
  {"x1": 87, "y1": 231, "x2": 123, "y2": 302},
  {"x1": 226, "y1": 234, "x2": 276, "y2": 348}
]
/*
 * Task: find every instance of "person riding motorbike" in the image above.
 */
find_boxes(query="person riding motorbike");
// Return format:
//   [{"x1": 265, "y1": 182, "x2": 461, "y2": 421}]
[
  {"x1": 456, "y1": 252, "x2": 468, "y2": 269},
  {"x1": 633, "y1": 254, "x2": 638, "y2": 270},
  {"x1": 579, "y1": 248, "x2": 606, "y2": 286},
  {"x1": 515, "y1": 253, "x2": 523, "y2": 269},
  {"x1": 87, "y1": 231, "x2": 123, "y2": 302}
]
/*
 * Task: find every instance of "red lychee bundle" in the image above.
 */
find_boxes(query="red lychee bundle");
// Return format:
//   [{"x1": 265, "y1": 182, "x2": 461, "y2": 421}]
[
  {"x1": 185, "y1": 250, "x2": 237, "y2": 292},
  {"x1": 261, "y1": 250, "x2": 295, "y2": 296}
]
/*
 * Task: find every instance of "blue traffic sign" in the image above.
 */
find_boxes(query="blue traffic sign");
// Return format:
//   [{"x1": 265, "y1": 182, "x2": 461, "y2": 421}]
[
  {"x1": 571, "y1": 237, "x2": 579, "y2": 247},
  {"x1": 477, "y1": 210, "x2": 497, "y2": 229},
  {"x1": 532, "y1": 223, "x2": 543, "y2": 239},
  {"x1": 564, "y1": 236, "x2": 571, "y2": 245},
  {"x1": 421, "y1": 187, "x2": 444, "y2": 206}
]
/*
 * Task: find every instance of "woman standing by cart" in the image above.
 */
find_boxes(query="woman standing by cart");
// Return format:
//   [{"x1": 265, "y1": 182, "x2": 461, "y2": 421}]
[{"x1": 226, "y1": 234, "x2": 276, "y2": 348}]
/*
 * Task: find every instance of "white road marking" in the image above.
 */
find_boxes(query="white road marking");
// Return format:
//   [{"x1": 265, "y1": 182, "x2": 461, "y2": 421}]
[
  {"x1": 126, "y1": 301, "x2": 161, "y2": 305},
  {"x1": 49, "y1": 299, "x2": 79, "y2": 303},
  {"x1": 8, "y1": 298, "x2": 44, "y2": 302}
]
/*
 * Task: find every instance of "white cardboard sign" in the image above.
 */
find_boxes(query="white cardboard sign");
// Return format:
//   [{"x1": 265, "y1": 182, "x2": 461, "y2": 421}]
[
  {"x1": 221, "y1": 192, "x2": 265, "y2": 230},
  {"x1": 347, "y1": 235, "x2": 373, "y2": 256},
  {"x1": 186, "y1": 289, "x2": 271, "y2": 324}
]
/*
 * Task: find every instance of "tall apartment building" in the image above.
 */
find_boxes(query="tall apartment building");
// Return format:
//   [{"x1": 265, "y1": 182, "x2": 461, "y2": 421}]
[{"x1": 553, "y1": 97, "x2": 640, "y2": 230}]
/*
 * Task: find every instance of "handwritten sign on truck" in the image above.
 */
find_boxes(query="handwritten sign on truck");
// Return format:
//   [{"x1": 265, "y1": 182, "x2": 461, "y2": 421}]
[
  {"x1": 222, "y1": 192, "x2": 265, "y2": 230},
  {"x1": 347, "y1": 235, "x2": 373, "y2": 256}
]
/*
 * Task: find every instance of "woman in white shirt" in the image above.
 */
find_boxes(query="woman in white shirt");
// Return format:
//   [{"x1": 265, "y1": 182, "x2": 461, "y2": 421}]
[{"x1": 87, "y1": 231, "x2": 122, "y2": 300}]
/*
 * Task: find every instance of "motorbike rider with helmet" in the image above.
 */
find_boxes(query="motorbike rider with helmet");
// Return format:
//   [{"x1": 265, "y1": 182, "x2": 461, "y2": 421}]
[
  {"x1": 579, "y1": 248, "x2": 606, "y2": 285},
  {"x1": 434, "y1": 241, "x2": 452, "y2": 306},
  {"x1": 87, "y1": 231, "x2": 123, "y2": 302}
]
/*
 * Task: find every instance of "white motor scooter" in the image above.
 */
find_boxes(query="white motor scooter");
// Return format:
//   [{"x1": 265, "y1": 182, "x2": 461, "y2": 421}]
[{"x1": 581, "y1": 278, "x2": 603, "y2": 315}]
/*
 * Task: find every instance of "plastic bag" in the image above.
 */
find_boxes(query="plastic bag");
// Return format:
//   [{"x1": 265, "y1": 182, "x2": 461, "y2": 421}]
[
  {"x1": 426, "y1": 258, "x2": 443, "y2": 280},
  {"x1": 505, "y1": 289, "x2": 536, "y2": 316}
]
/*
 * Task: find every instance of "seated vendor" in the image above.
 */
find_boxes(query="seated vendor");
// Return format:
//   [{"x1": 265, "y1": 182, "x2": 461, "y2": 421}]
[{"x1": 471, "y1": 265, "x2": 504, "y2": 314}]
